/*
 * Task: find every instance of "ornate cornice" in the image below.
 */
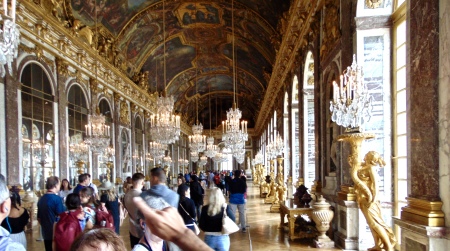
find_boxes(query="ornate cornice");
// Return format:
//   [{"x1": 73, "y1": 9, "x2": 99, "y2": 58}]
[
  {"x1": 17, "y1": 0, "x2": 191, "y2": 132},
  {"x1": 255, "y1": 0, "x2": 324, "y2": 135}
]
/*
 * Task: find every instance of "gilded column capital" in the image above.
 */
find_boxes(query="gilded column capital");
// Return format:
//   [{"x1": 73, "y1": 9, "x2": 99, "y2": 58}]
[
  {"x1": 132, "y1": 104, "x2": 139, "y2": 114},
  {"x1": 56, "y1": 57, "x2": 69, "y2": 76},
  {"x1": 90, "y1": 78, "x2": 98, "y2": 94},
  {"x1": 114, "y1": 93, "x2": 121, "y2": 103}
]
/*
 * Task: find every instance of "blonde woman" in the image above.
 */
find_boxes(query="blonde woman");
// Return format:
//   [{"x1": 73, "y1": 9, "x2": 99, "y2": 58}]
[
  {"x1": 198, "y1": 188, "x2": 235, "y2": 251},
  {"x1": 99, "y1": 181, "x2": 120, "y2": 234}
]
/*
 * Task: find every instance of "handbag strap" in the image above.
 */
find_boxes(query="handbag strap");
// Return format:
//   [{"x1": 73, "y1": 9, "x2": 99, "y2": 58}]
[
  {"x1": 179, "y1": 203, "x2": 196, "y2": 223},
  {"x1": 222, "y1": 204, "x2": 228, "y2": 219}
]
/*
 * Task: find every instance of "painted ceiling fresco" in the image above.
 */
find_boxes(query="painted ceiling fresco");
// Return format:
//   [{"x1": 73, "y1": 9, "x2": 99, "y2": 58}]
[{"x1": 69, "y1": 0, "x2": 291, "y2": 129}]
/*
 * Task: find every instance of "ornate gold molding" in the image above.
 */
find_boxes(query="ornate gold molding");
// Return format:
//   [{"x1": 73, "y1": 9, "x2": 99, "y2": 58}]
[
  {"x1": 255, "y1": 0, "x2": 324, "y2": 134},
  {"x1": 55, "y1": 57, "x2": 69, "y2": 76},
  {"x1": 365, "y1": 0, "x2": 383, "y2": 9},
  {"x1": 19, "y1": 44, "x2": 53, "y2": 66},
  {"x1": 401, "y1": 197, "x2": 445, "y2": 227}
]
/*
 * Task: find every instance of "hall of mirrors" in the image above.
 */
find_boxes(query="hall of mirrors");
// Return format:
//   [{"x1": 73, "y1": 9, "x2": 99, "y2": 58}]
[{"x1": 0, "y1": 0, "x2": 449, "y2": 250}]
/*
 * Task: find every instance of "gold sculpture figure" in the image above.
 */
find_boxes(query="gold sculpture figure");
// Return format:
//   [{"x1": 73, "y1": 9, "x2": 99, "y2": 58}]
[{"x1": 354, "y1": 151, "x2": 396, "y2": 251}]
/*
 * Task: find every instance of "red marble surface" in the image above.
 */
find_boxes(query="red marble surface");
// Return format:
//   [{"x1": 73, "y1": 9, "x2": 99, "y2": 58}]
[{"x1": 407, "y1": 0, "x2": 440, "y2": 200}]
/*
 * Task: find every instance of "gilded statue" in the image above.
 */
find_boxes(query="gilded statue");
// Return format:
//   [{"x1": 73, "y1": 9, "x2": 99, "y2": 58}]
[
  {"x1": 277, "y1": 183, "x2": 287, "y2": 202},
  {"x1": 353, "y1": 151, "x2": 396, "y2": 251}
]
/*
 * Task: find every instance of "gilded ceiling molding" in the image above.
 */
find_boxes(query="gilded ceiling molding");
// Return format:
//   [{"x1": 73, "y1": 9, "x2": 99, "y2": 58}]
[
  {"x1": 18, "y1": 44, "x2": 53, "y2": 66},
  {"x1": 255, "y1": 0, "x2": 324, "y2": 135},
  {"x1": 17, "y1": 1, "x2": 157, "y2": 113}
]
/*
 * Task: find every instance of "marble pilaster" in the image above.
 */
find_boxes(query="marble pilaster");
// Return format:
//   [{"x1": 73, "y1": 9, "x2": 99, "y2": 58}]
[
  {"x1": 90, "y1": 79, "x2": 99, "y2": 179},
  {"x1": 439, "y1": 0, "x2": 450, "y2": 231},
  {"x1": 113, "y1": 94, "x2": 122, "y2": 182},
  {"x1": 56, "y1": 60, "x2": 69, "y2": 181},
  {"x1": 4, "y1": 71, "x2": 21, "y2": 185},
  {"x1": 130, "y1": 104, "x2": 136, "y2": 174},
  {"x1": 398, "y1": 0, "x2": 443, "y2": 228},
  {"x1": 439, "y1": 0, "x2": 450, "y2": 229},
  {"x1": 407, "y1": 0, "x2": 440, "y2": 201}
]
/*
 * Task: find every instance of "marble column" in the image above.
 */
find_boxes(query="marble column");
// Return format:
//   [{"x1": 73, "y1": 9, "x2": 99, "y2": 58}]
[
  {"x1": 400, "y1": 0, "x2": 444, "y2": 227},
  {"x1": 4, "y1": 67, "x2": 21, "y2": 185},
  {"x1": 56, "y1": 58, "x2": 69, "y2": 181}
]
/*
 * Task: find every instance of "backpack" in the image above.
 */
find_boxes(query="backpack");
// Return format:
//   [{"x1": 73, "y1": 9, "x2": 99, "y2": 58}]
[
  {"x1": 95, "y1": 209, "x2": 115, "y2": 231},
  {"x1": 54, "y1": 211, "x2": 82, "y2": 251}
]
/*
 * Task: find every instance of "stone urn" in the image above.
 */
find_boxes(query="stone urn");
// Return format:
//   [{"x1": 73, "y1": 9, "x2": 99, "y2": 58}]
[{"x1": 311, "y1": 195, "x2": 335, "y2": 248}]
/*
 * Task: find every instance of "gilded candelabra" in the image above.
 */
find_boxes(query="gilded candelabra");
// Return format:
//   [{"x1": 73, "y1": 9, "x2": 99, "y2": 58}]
[
  {"x1": 270, "y1": 157, "x2": 286, "y2": 213},
  {"x1": 264, "y1": 158, "x2": 276, "y2": 204},
  {"x1": 337, "y1": 133, "x2": 396, "y2": 251},
  {"x1": 105, "y1": 161, "x2": 113, "y2": 181},
  {"x1": 76, "y1": 160, "x2": 86, "y2": 175}
]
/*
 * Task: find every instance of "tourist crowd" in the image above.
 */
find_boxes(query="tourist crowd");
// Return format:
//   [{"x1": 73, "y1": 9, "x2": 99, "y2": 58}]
[{"x1": 0, "y1": 168, "x2": 248, "y2": 251}]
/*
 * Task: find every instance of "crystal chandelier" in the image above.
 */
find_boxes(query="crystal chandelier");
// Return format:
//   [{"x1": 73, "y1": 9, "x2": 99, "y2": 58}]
[
  {"x1": 221, "y1": 0, "x2": 248, "y2": 156},
  {"x1": 273, "y1": 132, "x2": 284, "y2": 156},
  {"x1": 254, "y1": 150, "x2": 263, "y2": 165},
  {"x1": 32, "y1": 139, "x2": 49, "y2": 167},
  {"x1": 329, "y1": 54, "x2": 372, "y2": 131},
  {"x1": 69, "y1": 141, "x2": 89, "y2": 163},
  {"x1": 0, "y1": 1, "x2": 20, "y2": 77},
  {"x1": 149, "y1": 0, "x2": 181, "y2": 144},
  {"x1": 189, "y1": 122, "x2": 206, "y2": 153},
  {"x1": 178, "y1": 149, "x2": 189, "y2": 167},
  {"x1": 213, "y1": 148, "x2": 228, "y2": 163},
  {"x1": 204, "y1": 136, "x2": 218, "y2": 158},
  {"x1": 266, "y1": 140, "x2": 276, "y2": 160},
  {"x1": 198, "y1": 154, "x2": 208, "y2": 167},
  {"x1": 190, "y1": 151, "x2": 199, "y2": 163},
  {"x1": 148, "y1": 141, "x2": 166, "y2": 162},
  {"x1": 104, "y1": 144, "x2": 115, "y2": 160},
  {"x1": 84, "y1": 109, "x2": 111, "y2": 154},
  {"x1": 149, "y1": 96, "x2": 181, "y2": 145},
  {"x1": 162, "y1": 151, "x2": 172, "y2": 167},
  {"x1": 234, "y1": 148, "x2": 245, "y2": 164}
]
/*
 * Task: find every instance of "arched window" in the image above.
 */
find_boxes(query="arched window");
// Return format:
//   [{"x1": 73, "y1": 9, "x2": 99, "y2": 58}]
[
  {"x1": 21, "y1": 63, "x2": 54, "y2": 191},
  {"x1": 303, "y1": 52, "x2": 315, "y2": 188},
  {"x1": 67, "y1": 84, "x2": 89, "y2": 184},
  {"x1": 291, "y1": 75, "x2": 300, "y2": 182},
  {"x1": 98, "y1": 98, "x2": 112, "y2": 181}
]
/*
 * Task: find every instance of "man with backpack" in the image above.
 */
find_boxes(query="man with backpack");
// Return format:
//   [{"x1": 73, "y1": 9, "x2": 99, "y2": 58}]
[{"x1": 54, "y1": 193, "x2": 91, "y2": 251}]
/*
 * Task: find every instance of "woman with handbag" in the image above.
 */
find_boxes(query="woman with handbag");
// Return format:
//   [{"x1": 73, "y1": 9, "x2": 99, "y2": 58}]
[
  {"x1": 199, "y1": 188, "x2": 236, "y2": 251},
  {"x1": 177, "y1": 184, "x2": 199, "y2": 234}
]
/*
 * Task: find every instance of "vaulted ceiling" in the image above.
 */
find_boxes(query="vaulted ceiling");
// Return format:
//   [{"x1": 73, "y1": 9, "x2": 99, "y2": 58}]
[{"x1": 68, "y1": 0, "x2": 291, "y2": 130}]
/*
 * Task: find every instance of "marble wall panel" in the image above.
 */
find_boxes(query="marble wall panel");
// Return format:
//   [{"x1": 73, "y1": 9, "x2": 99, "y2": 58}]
[{"x1": 408, "y1": 0, "x2": 440, "y2": 199}]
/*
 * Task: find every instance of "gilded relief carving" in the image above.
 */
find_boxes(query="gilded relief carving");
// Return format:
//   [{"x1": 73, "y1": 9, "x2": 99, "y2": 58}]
[
  {"x1": 120, "y1": 100, "x2": 130, "y2": 125},
  {"x1": 56, "y1": 57, "x2": 69, "y2": 76},
  {"x1": 365, "y1": 0, "x2": 383, "y2": 9},
  {"x1": 320, "y1": 0, "x2": 340, "y2": 60}
]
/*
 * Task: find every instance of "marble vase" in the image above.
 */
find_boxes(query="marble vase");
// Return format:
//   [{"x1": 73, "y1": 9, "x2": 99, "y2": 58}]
[{"x1": 311, "y1": 195, "x2": 335, "y2": 248}]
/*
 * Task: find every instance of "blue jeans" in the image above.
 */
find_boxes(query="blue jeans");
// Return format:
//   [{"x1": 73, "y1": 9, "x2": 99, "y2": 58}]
[{"x1": 204, "y1": 235, "x2": 230, "y2": 251}]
